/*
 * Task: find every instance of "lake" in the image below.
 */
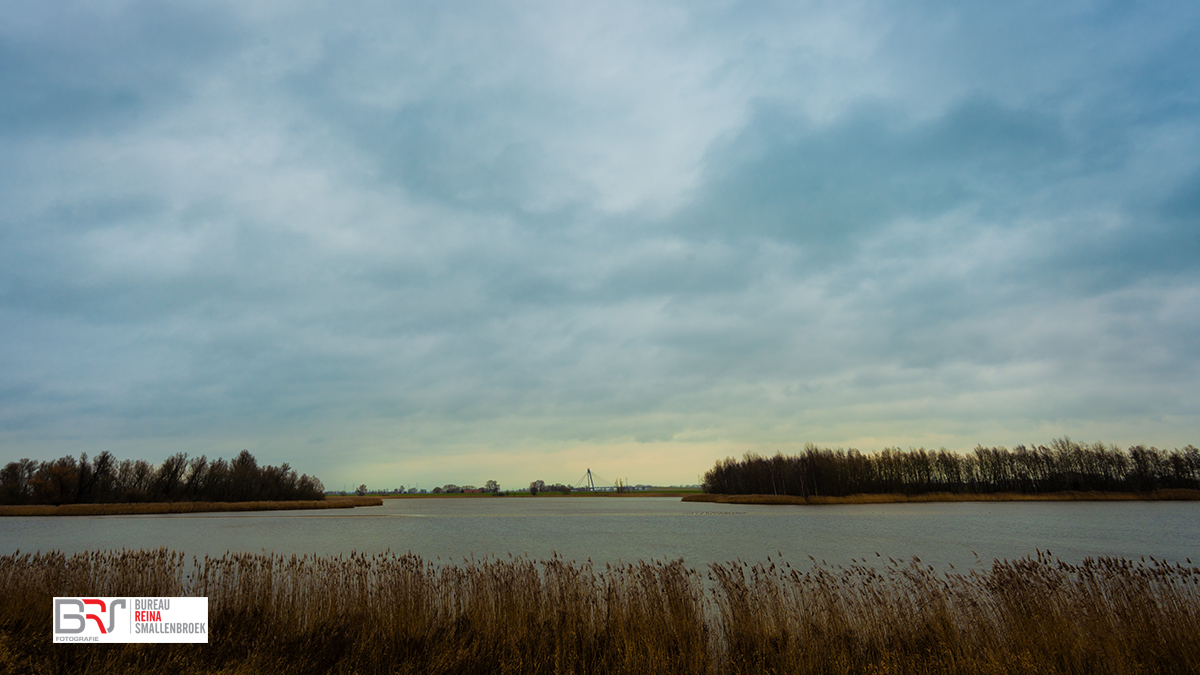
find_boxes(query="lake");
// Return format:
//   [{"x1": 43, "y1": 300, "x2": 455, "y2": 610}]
[{"x1": 3, "y1": 497, "x2": 1197, "y2": 570}]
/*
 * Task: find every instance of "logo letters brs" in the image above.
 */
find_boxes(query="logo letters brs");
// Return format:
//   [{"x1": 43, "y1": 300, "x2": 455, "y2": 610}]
[{"x1": 55, "y1": 598, "x2": 126, "y2": 634}]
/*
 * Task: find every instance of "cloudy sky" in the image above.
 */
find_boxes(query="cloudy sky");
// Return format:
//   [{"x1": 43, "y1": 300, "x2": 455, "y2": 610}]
[{"x1": 2, "y1": 0, "x2": 1198, "y2": 490}]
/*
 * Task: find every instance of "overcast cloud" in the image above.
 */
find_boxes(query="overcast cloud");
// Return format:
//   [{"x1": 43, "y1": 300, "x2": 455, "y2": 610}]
[{"x1": 2, "y1": 0, "x2": 1198, "y2": 489}]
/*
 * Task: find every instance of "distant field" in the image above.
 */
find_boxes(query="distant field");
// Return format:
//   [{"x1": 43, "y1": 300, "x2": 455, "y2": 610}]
[
  {"x1": 0, "y1": 495, "x2": 382, "y2": 517},
  {"x1": 377, "y1": 488, "x2": 702, "y2": 498},
  {"x1": 683, "y1": 489, "x2": 1200, "y2": 505}
]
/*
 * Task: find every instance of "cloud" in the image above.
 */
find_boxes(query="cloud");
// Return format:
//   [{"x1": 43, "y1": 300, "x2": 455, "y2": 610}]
[
  {"x1": 673, "y1": 99, "x2": 1073, "y2": 255},
  {"x1": 0, "y1": 1, "x2": 242, "y2": 138},
  {"x1": 1, "y1": 0, "x2": 1198, "y2": 488}
]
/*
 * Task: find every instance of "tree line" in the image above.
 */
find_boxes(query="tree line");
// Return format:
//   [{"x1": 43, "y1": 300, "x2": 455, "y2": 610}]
[
  {"x1": 528, "y1": 480, "x2": 574, "y2": 495},
  {"x1": 0, "y1": 450, "x2": 326, "y2": 505},
  {"x1": 429, "y1": 480, "x2": 501, "y2": 494},
  {"x1": 701, "y1": 438, "x2": 1200, "y2": 497}
]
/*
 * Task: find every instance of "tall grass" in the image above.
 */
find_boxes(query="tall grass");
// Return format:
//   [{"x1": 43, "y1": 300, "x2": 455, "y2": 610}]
[{"x1": 2, "y1": 549, "x2": 1197, "y2": 674}]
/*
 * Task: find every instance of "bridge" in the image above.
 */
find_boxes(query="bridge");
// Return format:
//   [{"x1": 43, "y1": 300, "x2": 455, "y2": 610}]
[{"x1": 572, "y1": 468, "x2": 628, "y2": 492}]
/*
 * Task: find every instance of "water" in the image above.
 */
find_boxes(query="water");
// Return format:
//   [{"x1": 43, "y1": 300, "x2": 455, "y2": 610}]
[{"x1": 3, "y1": 497, "x2": 1197, "y2": 570}]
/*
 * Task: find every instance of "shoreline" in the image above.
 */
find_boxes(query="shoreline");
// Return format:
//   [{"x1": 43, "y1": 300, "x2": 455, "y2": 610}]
[
  {"x1": 376, "y1": 489, "x2": 699, "y2": 499},
  {"x1": 682, "y1": 489, "x2": 1200, "y2": 505},
  {"x1": 0, "y1": 495, "x2": 383, "y2": 517}
]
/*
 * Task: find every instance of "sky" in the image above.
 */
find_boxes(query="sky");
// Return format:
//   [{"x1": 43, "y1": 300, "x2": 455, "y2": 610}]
[{"x1": 2, "y1": 0, "x2": 1198, "y2": 491}]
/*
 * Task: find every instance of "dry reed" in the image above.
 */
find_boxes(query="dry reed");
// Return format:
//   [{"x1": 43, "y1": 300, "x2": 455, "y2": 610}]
[
  {"x1": 0, "y1": 496, "x2": 382, "y2": 518},
  {"x1": 2, "y1": 549, "x2": 1197, "y2": 674}
]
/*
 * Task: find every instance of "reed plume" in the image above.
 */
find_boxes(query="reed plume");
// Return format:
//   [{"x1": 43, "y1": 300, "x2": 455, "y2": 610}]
[{"x1": 2, "y1": 549, "x2": 1197, "y2": 674}]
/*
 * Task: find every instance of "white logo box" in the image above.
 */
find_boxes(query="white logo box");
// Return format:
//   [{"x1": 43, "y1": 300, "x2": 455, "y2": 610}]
[{"x1": 53, "y1": 597, "x2": 208, "y2": 644}]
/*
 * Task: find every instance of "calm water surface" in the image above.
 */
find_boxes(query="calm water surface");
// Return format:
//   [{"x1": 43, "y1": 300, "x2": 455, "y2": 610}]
[{"x1": 3, "y1": 497, "x2": 1197, "y2": 570}]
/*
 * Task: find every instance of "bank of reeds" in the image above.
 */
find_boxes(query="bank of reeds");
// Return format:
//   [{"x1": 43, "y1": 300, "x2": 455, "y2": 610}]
[
  {"x1": 2, "y1": 549, "x2": 1198, "y2": 674},
  {"x1": 0, "y1": 496, "x2": 382, "y2": 517},
  {"x1": 683, "y1": 489, "x2": 1200, "y2": 505}
]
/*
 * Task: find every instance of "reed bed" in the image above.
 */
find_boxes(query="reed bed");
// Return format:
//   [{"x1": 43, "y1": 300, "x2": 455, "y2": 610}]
[
  {"x1": 0, "y1": 496, "x2": 382, "y2": 517},
  {"x1": 2, "y1": 549, "x2": 1197, "y2": 674},
  {"x1": 683, "y1": 489, "x2": 1200, "y2": 505}
]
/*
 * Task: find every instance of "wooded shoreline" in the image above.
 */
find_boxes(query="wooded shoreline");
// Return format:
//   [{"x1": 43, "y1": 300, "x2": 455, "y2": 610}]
[
  {"x1": 0, "y1": 495, "x2": 382, "y2": 517},
  {"x1": 683, "y1": 489, "x2": 1200, "y2": 505}
]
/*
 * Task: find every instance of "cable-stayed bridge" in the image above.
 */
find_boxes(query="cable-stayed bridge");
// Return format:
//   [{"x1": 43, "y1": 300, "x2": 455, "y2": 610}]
[{"x1": 572, "y1": 468, "x2": 628, "y2": 492}]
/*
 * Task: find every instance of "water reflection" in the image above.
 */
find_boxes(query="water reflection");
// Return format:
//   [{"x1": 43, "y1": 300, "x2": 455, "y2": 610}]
[{"x1": 3, "y1": 497, "x2": 1197, "y2": 570}]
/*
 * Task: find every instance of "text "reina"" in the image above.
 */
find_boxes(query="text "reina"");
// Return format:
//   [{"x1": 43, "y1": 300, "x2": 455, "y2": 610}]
[{"x1": 135, "y1": 598, "x2": 171, "y2": 621}]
